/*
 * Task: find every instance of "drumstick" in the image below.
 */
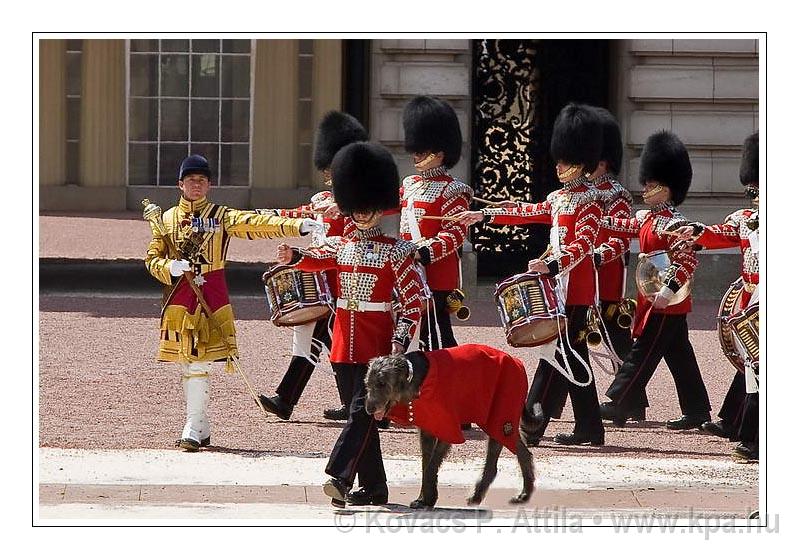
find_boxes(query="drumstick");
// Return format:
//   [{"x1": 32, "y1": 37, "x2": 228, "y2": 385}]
[
  {"x1": 473, "y1": 196, "x2": 507, "y2": 207},
  {"x1": 420, "y1": 216, "x2": 460, "y2": 222}
]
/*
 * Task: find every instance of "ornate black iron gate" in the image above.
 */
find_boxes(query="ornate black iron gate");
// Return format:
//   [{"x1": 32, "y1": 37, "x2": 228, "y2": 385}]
[{"x1": 471, "y1": 39, "x2": 610, "y2": 277}]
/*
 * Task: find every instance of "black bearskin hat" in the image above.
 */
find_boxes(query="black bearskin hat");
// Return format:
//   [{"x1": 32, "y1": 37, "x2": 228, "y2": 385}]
[
  {"x1": 592, "y1": 107, "x2": 623, "y2": 175},
  {"x1": 638, "y1": 130, "x2": 692, "y2": 206},
  {"x1": 331, "y1": 142, "x2": 400, "y2": 214},
  {"x1": 313, "y1": 111, "x2": 369, "y2": 171},
  {"x1": 403, "y1": 96, "x2": 463, "y2": 168},
  {"x1": 739, "y1": 132, "x2": 758, "y2": 186},
  {"x1": 550, "y1": 103, "x2": 603, "y2": 173}
]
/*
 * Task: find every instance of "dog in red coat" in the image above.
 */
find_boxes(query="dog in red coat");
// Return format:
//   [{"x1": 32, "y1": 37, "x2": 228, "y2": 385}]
[{"x1": 365, "y1": 343, "x2": 536, "y2": 508}]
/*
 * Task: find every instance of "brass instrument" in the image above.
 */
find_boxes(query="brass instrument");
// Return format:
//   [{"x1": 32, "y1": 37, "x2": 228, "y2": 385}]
[
  {"x1": 635, "y1": 250, "x2": 692, "y2": 305},
  {"x1": 616, "y1": 298, "x2": 636, "y2": 329},
  {"x1": 585, "y1": 307, "x2": 603, "y2": 347},
  {"x1": 445, "y1": 289, "x2": 471, "y2": 321}
]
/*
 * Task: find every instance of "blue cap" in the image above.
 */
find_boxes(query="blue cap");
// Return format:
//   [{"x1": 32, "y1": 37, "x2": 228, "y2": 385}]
[{"x1": 178, "y1": 154, "x2": 212, "y2": 181}]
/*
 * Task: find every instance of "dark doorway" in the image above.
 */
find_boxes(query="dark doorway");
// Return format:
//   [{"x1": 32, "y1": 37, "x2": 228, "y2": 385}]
[
  {"x1": 343, "y1": 40, "x2": 371, "y2": 129},
  {"x1": 471, "y1": 39, "x2": 610, "y2": 278}
]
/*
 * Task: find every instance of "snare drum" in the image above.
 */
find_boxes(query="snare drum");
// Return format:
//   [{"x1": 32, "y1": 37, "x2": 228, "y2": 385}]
[
  {"x1": 494, "y1": 272, "x2": 566, "y2": 347},
  {"x1": 717, "y1": 277, "x2": 759, "y2": 372},
  {"x1": 262, "y1": 265, "x2": 333, "y2": 326}
]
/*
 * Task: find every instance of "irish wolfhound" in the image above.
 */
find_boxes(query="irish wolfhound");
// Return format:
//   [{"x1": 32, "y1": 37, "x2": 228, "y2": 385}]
[{"x1": 365, "y1": 344, "x2": 536, "y2": 508}]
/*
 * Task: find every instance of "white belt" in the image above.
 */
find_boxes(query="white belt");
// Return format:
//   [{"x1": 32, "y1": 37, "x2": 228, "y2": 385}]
[{"x1": 336, "y1": 298, "x2": 392, "y2": 312}]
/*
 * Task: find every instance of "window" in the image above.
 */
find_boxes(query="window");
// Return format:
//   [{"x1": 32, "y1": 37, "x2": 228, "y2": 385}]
[
  {"x1": 297, "y1": 40, "x2": 314, "y2": 188},
  {"x1": 128, "y1": 39, "x2": 252, "y2": 187},
  {"x1": 66, "y1": 40, "x2": 82, "y2": 185}
]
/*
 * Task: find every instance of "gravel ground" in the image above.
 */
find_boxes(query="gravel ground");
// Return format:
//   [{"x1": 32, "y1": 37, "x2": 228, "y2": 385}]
[{"x1": 39, "y1": 294, "x2": 747, "y2": 465}]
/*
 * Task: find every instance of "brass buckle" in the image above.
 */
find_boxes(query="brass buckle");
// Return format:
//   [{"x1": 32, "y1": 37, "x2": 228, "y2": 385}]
[
  {"x1": 347, "y1": 299, "x2": 360, "y2": 311},
  {"x1": 744, "y1": 282, "x2": 756, "y2": 293}
]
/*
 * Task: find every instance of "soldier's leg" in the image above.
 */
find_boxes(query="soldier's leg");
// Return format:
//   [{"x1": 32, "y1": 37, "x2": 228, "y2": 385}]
[
  {"x1": 703, "y1": 371, "x2": 746, "y2": 440},
  {"x1": 432, "y1": 290, "x2": 458, "y2": 349},
  {"x1": 557, "y1": 305, "x2": 604, "y2": 443},
  {"x1": 601, "y1": 300, "x2": 647, "y2": 410},
  {"x1": 662, "y1": 315, "x2": 711, "y2": 420},
  {"x1": 179, "y1": 361, "x2": 212, "y2": 451},
  {"x1": 605, "y1": 312, "x2": 673, "y2": 414}
]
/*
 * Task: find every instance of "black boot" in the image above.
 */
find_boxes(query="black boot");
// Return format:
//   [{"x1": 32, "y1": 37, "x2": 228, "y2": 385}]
[
  {"x1": 600, "y1": 401, "x2": 644, "y2": 427},
  {"x1": 347, "y1": 484, "x2": 389, "y2": 506},
  {"x1": 258, "y1": 394, "x2": 293, "y2": 421},
  {"x1": 666, "y1": 413, "x2": 711, "y2": 430},
  {"x1": 553, "y1": 431, "x2": 605, "y2": 446},
  {"x1": 323, "y1": 405, "x2": 349, "y2": 421},
  {"x1": 733, "y1": 441, "x2": 758, "y2": 461},
  {"x1": 701, "y1": 419, "x2": 733, "y2": 439},
  {"x1": 323, "y1": 477, "x2": 352, "y2": 508}
]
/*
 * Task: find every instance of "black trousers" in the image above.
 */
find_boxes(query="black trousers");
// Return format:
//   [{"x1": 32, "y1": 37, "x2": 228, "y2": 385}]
[
  {"x1": 275, "y1": 314, "x2": 351, "y2": 408},
  {"x1": 419, "y1": 290, "x2": 458, "y2": 350},
  {"x1": 325, "y1": 363, "x2": 386, "y2": 490},
  {"x1": 718, "y1": 371, "x2": 747, "y2": 440},
  {"x1": 737, "y1": 391, "x2": 758, "y2": 444},
  {"x1": 606, "y1": 313, "x2": 711, "y2": 417},
  {"x1": 599, "y1": 300, "x2": 648, "y2": 409},
  {"x1": 527, "y1": 305, "x2": 604, "y2": 436}
]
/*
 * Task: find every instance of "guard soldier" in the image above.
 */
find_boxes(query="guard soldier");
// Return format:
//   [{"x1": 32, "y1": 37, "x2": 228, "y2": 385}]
[
  {"x1": 599, "y1": 131, "x2": 712, "y2": 430},
  {"x1": 144, "y1": 154, "x2": 319, "y2": 451},
  {"x1": 455, "y1": 103, "x2": 606, "y2": 446},
  {"x1": 257, "y1": 111, "x2": 368, "y2": 422},
  {"x1": 588, "y1": 107, "x2": 647, "y2": 423},
  {"x1": 674, "y1": 132, "x2": 760, "y2": 460},
  {"x1": 401, "y1": 95, "x2": 473, "y2": 351},
  {"x1": 275, "y1": 142, "x2": 423, "y2": 506}
]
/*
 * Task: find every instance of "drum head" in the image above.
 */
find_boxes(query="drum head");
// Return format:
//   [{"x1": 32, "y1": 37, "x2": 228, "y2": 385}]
[
  {"x1": 507, "y1": 319, "x2": 563, "y2": 348},
  {"x1": 274, "y1": 306, "x2": 331, "y2": 327}
]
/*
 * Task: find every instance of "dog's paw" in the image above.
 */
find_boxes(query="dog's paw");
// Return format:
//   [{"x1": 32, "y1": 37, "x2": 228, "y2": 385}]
[
  {"x1": 509, "y1": 491, "x2": 531, "y2": 504},
  {"x1": 466, "y1": 494, "x2": 484, "y2": 506},
  {"x1": 410, "y1": 498, "x2": 435, "y2": 509}
]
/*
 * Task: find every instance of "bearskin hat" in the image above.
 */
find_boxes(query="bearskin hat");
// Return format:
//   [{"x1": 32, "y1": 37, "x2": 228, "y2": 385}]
[
  {"x1": 638, "y1": 130, "x2": 692, "y2": 206},
  {"x1": 550, "y1": 103, "x2": 603, "y2": 174},
  {"x1": 739, "y1": 132, "x2": 758, "y2": 186},
  {"x1": 313, "y1": 111, "x2": 369, "y2": 171},
  {"x1": 331, "y1": 142, "x2": 400, "y2": 214},
  {"x1": 592, "y1": 107, "x2": 623, "y2": 175},
  {"x1": 402, "y1": 96, "x2": 463, "y2": 168}
]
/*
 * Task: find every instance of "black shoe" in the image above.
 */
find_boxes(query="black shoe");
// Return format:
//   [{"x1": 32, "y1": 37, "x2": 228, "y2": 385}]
[
  {"x1": 347, "y1": 484, "x2": 389, "y2": 506},
  {"x1": 600, "y1": 401, "x2": 644, "y2": 427},
  {"x1": 553, "y1": 432, "x2": 605, "y2": 446},
  {"x1": 176, "y1": 436, "x2": 210, "y2": 452},
  {"x1": 733, "y1": 441, "x2": 758, "y2": 461},
  {"x1": 666, "y1": 414, "x2": 711, "y2": 430},
  {"x1": 323, "y1": 477, "x2": 352, "y2": 508},
  {"x1": 258, "y1": 394, "x2": 293, "y2": 421},
  {"x1": 701, "y1": 420, "x2": 733, "y2": 439},
  {"x1": 323, "y1": 405, "x2": 349, "y2": 421},
  {"x1": 377, "y1": 418, "x2": 391, "y2": 429}
]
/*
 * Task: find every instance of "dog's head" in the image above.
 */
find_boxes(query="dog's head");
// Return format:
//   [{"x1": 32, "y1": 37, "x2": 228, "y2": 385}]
[{"x1": 365, "y1": 354, "x2": 415, "y2": 420}]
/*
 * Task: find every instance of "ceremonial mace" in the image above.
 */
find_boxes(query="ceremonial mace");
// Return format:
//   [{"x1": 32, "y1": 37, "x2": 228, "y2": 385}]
[{"x1": 141, "y1": 199, "x2": 269, "y2": 417}]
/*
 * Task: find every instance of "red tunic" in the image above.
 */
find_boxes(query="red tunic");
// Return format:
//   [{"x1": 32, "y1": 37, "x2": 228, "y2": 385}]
[
  {"x1": 593, "y1": 174, "x2": 632, "y2": 302},
  {"x1": 696, "y1": 208, "x2": 759, "y2": 307},
  {"x1": 483, "y1": 179, "x2": 602, "y2": 306},
  {"x1": 400, "y1": 166, "x2": 473, "y2": 291},
  {"x1": 294, "y1": 226, "x2": 424, "y2": 364},
  {"x1": 603, "y1": 203, "x2": 698, "y2": 336},
  {"x1": 388, "y1": 344, "x2": 528, "y2": 453}
]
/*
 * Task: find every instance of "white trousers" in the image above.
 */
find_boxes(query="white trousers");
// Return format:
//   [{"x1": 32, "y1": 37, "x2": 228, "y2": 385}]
[{"x1": 179, "y1": 361, "x2": 212, "y2": 442}]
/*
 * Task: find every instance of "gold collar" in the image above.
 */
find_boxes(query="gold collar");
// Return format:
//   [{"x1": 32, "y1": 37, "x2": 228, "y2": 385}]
[{"x1": 178, "y1": 196, "x2": 210, "y2": 215}]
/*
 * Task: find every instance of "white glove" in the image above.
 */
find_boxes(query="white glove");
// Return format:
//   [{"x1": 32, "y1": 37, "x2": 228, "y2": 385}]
[
  {"x1": 169, "y1": 259, "x2": 191, "y2": 277},
  {"x1": 652, "y1": 286, "x2": 675, "y2": 309},
  {"x1": 299, "y1": 218, "x2": 325, "y2": 235}
]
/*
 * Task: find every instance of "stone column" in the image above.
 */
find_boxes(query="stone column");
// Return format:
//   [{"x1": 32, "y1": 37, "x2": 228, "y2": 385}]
[
  {"x1": 251, "y1": 39, "x2": 300, "y2": 208},
  {"x1": 39, "y1": 40, "x2": 67, "y2": 188},
  {"x1": 310, "y1": 39, "x2": 343, "y2": 189},
  {"x1": 77, "y1": 39, "x2": 126, "y2": 209}
]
